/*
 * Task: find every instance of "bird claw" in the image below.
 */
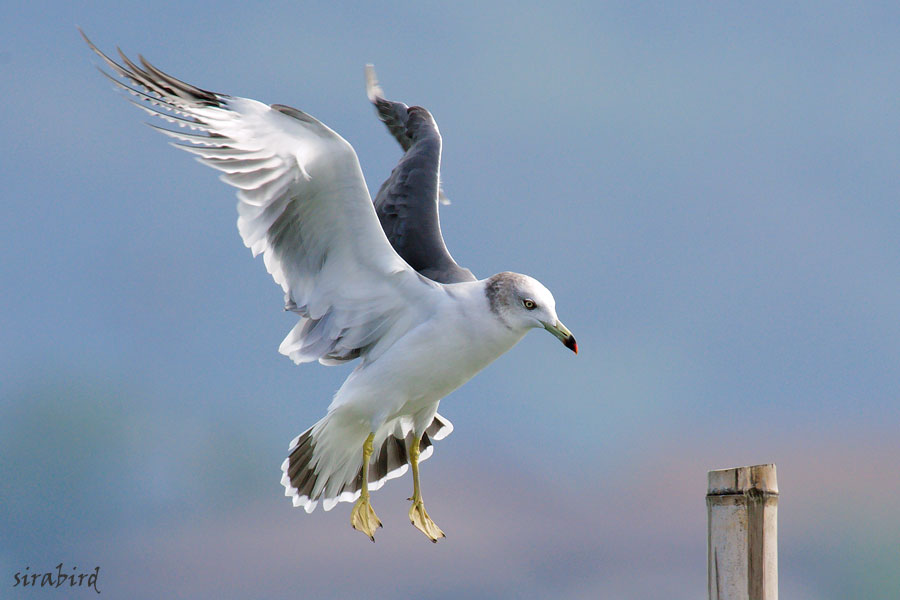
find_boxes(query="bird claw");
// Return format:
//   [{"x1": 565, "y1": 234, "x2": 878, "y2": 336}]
[{"x1": 409, "y1": 498, "x2": 445, "y2": 542}]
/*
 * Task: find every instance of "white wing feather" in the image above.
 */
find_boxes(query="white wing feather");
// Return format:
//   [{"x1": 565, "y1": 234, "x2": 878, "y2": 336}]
[{"x1": 85, "y1": 34, "x2": 440, "y2": 366}]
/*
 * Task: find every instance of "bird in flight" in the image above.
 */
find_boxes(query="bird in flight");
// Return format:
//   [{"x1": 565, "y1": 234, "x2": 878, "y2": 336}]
[{"x1": 84, "y1": 32, "x2": 577, "y2": 543}]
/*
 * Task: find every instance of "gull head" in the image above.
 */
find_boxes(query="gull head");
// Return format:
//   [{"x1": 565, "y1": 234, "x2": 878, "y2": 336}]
[{"x1": 485, "y1": 272, "x2": 577, "y2": 354}]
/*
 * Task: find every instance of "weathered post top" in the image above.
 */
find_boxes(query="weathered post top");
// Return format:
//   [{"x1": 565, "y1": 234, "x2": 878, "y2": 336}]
[
  {"x1": 708, "y1": 464, "x2": 778, "y2": 496},
  {"x1": 707, "y1": 464, "x2": 778, "y2": 600}
]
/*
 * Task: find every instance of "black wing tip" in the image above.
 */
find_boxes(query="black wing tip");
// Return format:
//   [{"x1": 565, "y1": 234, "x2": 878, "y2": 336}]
[
  {"x1": 77, "y1": 26, "x2": 94, "y2": 47},
  {"x1": 82, "y1": 29, "x2": 222, "y2": 108},
  {"x1": 364, "y1": 66, "x2": 416, "y2": 152}
]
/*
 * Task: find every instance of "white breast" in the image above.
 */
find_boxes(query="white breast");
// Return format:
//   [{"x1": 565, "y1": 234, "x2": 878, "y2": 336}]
[{"x1": 328, "y1": 282, "x2": 527, "y2": 424}]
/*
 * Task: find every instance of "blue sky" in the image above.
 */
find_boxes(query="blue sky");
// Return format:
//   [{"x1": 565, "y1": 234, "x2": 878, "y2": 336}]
[{"x1": 2, "y1": 2, "x2": 899, "y2": 598}]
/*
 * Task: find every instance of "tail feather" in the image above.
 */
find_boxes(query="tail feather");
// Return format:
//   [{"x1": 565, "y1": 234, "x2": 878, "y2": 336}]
[{"x1": 281, "y1": 412, "x2": 453, "y2": 513}]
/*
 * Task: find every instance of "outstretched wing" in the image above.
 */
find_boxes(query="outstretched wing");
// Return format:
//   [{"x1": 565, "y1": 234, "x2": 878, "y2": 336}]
[
  {"x1": 365, "y1": 66, "x2": 475, "y2": 284},
  {"x1": 84, "y1": 33, "x2": 441, "y2": 366}
]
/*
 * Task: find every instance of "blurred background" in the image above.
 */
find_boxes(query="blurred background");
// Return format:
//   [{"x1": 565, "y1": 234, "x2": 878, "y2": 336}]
[{"x1": 2, "y1": 2, "x2": 898, "y2": 598}]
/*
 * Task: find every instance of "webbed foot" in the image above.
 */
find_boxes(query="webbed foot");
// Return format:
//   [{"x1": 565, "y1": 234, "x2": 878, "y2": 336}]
[
  {"x1": 351, "y1": 493, "x2": 382, "y2": 542},
  {"x1": 409, "y1": 497, "x2": 445, "y2": 542}
]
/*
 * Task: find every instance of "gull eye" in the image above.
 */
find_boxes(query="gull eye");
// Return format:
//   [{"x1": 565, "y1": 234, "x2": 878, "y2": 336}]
[{"x1": 523, "y1": 298, "x2": 536, "y2": 310}]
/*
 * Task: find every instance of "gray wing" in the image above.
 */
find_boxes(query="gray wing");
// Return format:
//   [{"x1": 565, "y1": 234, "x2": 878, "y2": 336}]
[{"x1": 365, "y1": 66, "x2": 475, "y2": 284}]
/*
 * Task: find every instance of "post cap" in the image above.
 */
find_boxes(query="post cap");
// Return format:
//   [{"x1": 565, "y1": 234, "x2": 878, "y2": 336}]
[{"x1": 707, "y1": 464, "x2": 778, "y2": 495}]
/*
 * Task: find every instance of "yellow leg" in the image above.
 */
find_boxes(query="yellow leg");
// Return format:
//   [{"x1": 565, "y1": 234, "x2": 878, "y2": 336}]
[
  {"x1": 408, "y1": 435, "x2": 445, "y2": 542},
  {"x1": 350, "y1": 433, "x2": 382, "y2": 541}
]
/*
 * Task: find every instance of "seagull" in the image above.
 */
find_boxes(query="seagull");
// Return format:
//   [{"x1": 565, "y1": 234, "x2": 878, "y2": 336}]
[{"x1": 83, "y1": 32, "x2": 577, "y2": 542}]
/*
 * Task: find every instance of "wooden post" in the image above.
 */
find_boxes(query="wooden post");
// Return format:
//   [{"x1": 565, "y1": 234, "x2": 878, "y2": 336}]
[{"x1": 707, "y1": 464, "x2": 778, "y2": 600}]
